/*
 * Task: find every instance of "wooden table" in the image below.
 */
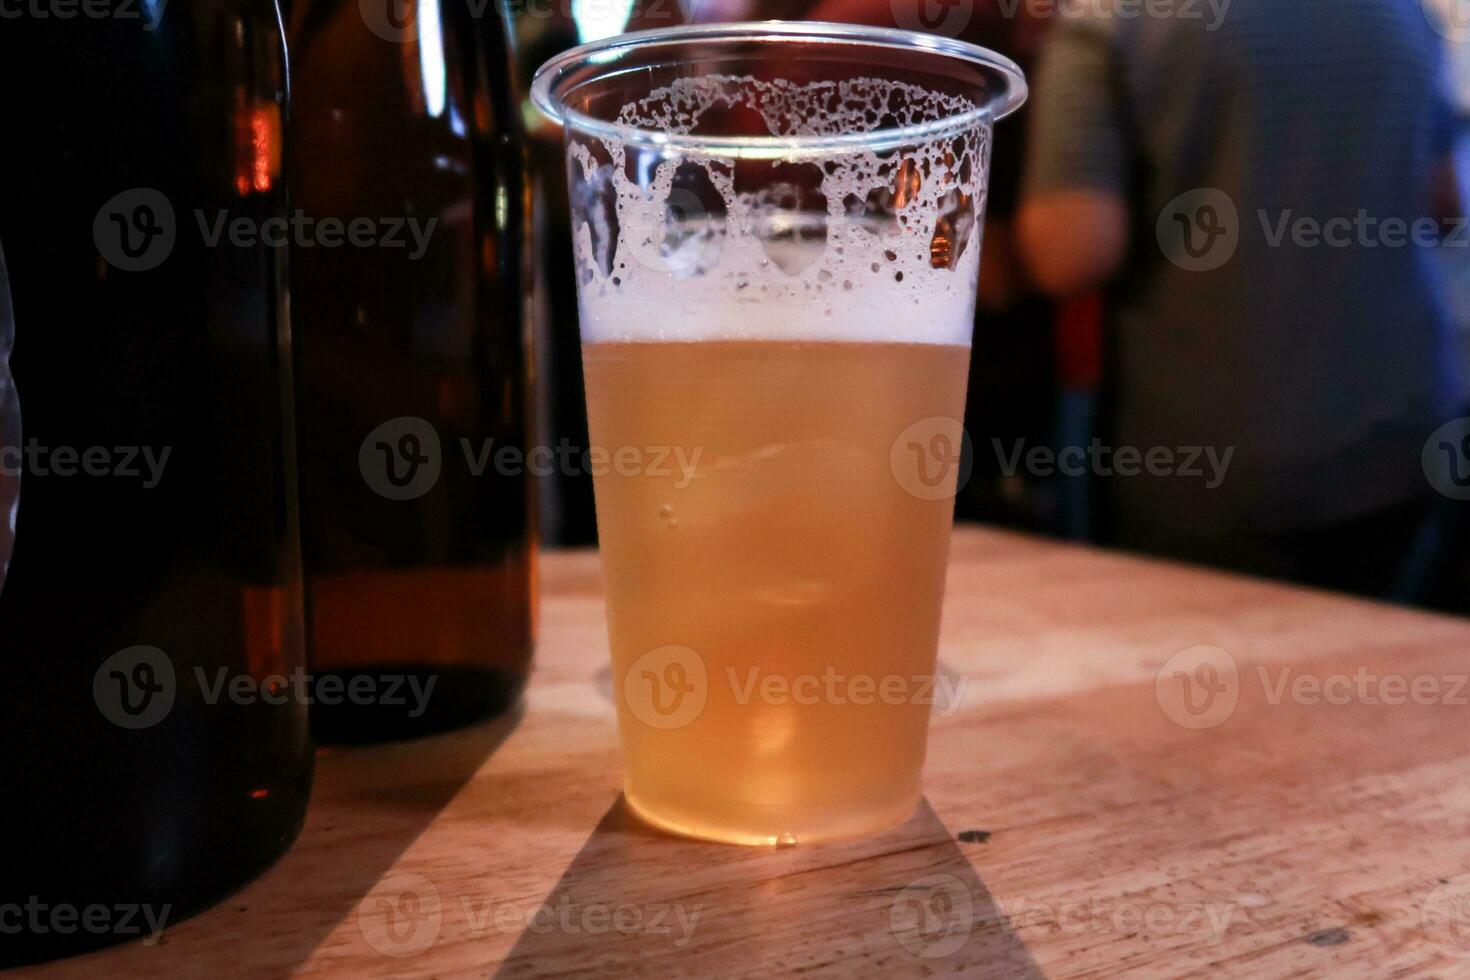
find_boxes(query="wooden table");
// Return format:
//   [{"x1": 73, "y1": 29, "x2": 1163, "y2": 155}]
[{"x1": 44, "y1": 527, "x2": 1470, "y2": 978}]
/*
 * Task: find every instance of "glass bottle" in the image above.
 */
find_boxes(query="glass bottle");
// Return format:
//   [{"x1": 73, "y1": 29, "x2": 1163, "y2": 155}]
[
  {"x1": 287, "y1": 0, "x2": 534, "y2": 742},
  {"x1": 0, "y1": 1, "x2": 312, "y2": 965}
]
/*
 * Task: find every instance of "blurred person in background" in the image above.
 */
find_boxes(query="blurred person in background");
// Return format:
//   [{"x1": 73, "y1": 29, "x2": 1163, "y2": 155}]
[{"x1": 1016, "y1": 0, "x2": 1466, "y2": 600}]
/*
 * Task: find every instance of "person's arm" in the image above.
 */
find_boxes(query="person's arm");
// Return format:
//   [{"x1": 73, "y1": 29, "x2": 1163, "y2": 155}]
[
  {"x1": 1016, "y1": 192, "x2": 1128, "y2": 297},
  {"x1": 1015, "y1": 19, "x2": 1131, "y2": 298}
]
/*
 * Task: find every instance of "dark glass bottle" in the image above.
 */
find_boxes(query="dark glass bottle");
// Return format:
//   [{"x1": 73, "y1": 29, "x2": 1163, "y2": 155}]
[
  {"x1": 0, "y1": 1, "x2": 312, "y2": 967},
  {"x1": 287, "y1": 0, "x2": 534, "y2": 742}
]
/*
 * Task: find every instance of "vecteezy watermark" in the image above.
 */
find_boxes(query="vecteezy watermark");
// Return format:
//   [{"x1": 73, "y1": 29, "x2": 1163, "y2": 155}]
[
  {"x1": 992, "y1": 438, "x2": 1234, "y2": 488},
  {"x1": 194, "y1": 211, "x2": 436, "y2": 260},
  {"x1": 1156, "y1": 645, "x2": 1240, "y2": 730},
  {"x1": 93, "y1": 188, "x2": 437, "y2": 273},
  {"x1": 1256, "y1": 211, "x2": 1468, "y2": 251},
  {"x1": 1001, "y1": 894, "x2": 1238, "y2": 944},
  {"x1": 93, "y1": 646, "x2": 177, "y2": 730},
  {"x1": 1158, "y1": 188, "x2": 1469, "y2": 271},
  {"x1": 359, "y1": 0, "x2": 695, "y2": 43},
  {"x1": 1423, "y1": 875, "x2": 1470, "y2": 958},
  {"x1": 0, "y1": 897, "x2": 171, "y2": 947},
  {"x1": 0, "y1": 0, "x2": 168, "y2": 30},
  {"x1": 94, "y1": 188, "x2": 176, "y2": 272},
  {"x1": 726, "y1": 667, "x2": 968, "y2": 716},
  {"x1": 623, "y1": 645, "x2": 709, "y2": 730},
  {"x1": 889, "y1": 0, "x2": 976, "y2": 40},
  {"x1": 360, "y1": 416, "x2": 704, "y2": 501},
  {"x1": 458, "y1": 894, "x2": 701, "y2": 948},
  {"x1": 1157, "y1": 188, "x2": 1241, "y2": 272},
  {"x1": 891, "y1": 416, "x2": 974, "y2": 501},
  {"x1": 502, "y1": 0, "x2": 692, "y2": 28},
  {"x1": 0, "y1": 441, "x2": 171, "y2": 488},
  {"x1": 891, "y1": 874, "x2": 975, "y2": 958},
  {"x1": 622, "y1": 645, "x2": 967, "y2": 730},
  {"x1": 361, "y1": 417, "x2": 443, "y2": 502},
  {"x1": 1257, "y1": 667, "x2": 1470, "y2": 707},
  {"x1": 1424, "y1": 417, "x2": 1470, "y2": 500},
  {"x1": 1157, "y1": 647, "x2": 1470, "y2": 730},
  {"x1": 890, "y1": 873, "x2": 1239, "y2": 959},
  {"x1": 1012, "y1": 0, "x2": 1231, "y2": 27},
  {"x1": 357, "y1": 873, "x2": 703, "y2": 959},
  {"x1": 890, "y1": 0, "x2": 1231, "y2": 38},
  {"x1": 93, "y1": 646, "x2": 437, "y2": 729},
  {"x1": 359, "y1": 874, "x2": 442, "y2": 958}
]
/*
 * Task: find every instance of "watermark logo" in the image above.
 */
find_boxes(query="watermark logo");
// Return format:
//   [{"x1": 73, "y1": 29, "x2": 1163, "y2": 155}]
[
  {"x1": 624, "y1": 645, "x2": 708, "y2": 730},
  {"x1": 359, "y1": 873, "x2": 443, "y2": 958},
  {"x1": 360, "y1": 416, "x2": 443, "y2": 501},
  {"x1": 94, "y1": 188, "x2": 176, "y2": 272},
  {"x1": 891, "y1": 416, "x2": 973, "y2": 501},
  {"x1": 1156, "y1": 645, "x2": 1239, "y2": 729},
  {"x1": 1424, "y1": 418, "x2": 1470, "y2": 501},
  {"x1": 890, "y1": 0, "x2": 974, "y2": 37},
  {"x1": 93, "y1": 645, "x2": 176, "y2": 730},
  {"x1": 891, "y1": 873, "x2": 974, "y2": 958},
  {"x1": 358, "y1": 0, "x2": 418, "y2": 42},
  {"x1": 1157, "y1": 187, "x2": 1238, "y2": 272}
]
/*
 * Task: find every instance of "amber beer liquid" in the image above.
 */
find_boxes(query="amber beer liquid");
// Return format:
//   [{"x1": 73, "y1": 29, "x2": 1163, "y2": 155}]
[{"x1": 585, "y1": 339, "x2": 970, "y2": 843}]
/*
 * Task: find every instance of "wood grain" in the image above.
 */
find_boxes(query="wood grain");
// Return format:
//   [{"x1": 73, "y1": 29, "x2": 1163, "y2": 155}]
[{"x1": 28, "y1": 527, "x2": 1470, "y2": 978}]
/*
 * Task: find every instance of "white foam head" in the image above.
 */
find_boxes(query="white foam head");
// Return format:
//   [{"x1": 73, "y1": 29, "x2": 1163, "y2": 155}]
[{"x1": 567, "y1": 75, "x2": 991, "y2": 346}]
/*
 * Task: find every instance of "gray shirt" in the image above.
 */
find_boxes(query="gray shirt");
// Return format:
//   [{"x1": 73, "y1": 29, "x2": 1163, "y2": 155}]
[{"x1": 1023, "y1": 0, "x2": 1462, "y2": 534}]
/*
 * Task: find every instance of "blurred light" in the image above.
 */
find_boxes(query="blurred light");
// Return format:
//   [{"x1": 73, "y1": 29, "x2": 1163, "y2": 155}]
[
  {"x1": 573, "y1": 0, "x2": 635, "y2": 44},
  {"x1": 235, "y1": 103, "x2": 281, "y2": 196},
  {"x1": 419, "y1": 0, "x2": 447, "y2": 118}
]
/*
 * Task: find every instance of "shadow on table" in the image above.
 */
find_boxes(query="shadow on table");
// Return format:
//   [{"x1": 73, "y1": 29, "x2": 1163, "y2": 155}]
[
  {"x1": 496, "y1": 796, "x2": 1040, "y2": 978},
  {"x1": 44, "y1": 705, "x2": 523, "y2": 979}
]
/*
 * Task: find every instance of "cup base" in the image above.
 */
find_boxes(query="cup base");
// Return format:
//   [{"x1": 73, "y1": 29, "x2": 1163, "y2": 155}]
[{"x1": 623, "y1": 785, "x2": 921, "y2": 846}]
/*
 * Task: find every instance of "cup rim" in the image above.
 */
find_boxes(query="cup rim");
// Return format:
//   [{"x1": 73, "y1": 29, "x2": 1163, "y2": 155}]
[{"x1": 529, "y1": 21, "x2": 1028, "y2": 159}]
